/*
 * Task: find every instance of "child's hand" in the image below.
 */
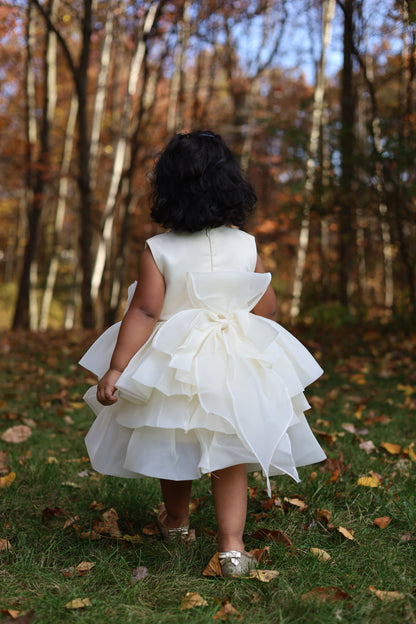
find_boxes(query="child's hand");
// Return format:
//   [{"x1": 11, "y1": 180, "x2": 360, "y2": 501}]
[{"x1": 97, "y1": 368, "x2": 122, "y2": 405}]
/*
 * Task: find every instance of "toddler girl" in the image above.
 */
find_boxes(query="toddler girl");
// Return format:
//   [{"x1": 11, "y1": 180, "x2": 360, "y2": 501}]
[{"x1": 79, "y1": 130, "x2": 326, "y2": 577}]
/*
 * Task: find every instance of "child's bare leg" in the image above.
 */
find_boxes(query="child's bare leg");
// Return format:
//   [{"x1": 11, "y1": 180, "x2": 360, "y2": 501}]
[
  {"x1": 159, "y1": 479, "x2": 192, "y2": 528},
  {"x1": 211, "y1": 464, "x2": 248, "y2": 552}
]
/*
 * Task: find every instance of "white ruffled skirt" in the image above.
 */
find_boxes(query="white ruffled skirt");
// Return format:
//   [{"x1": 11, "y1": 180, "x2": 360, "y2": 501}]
[{"x1": 80, "y1": 272, "x2": 326, "y2": 495}]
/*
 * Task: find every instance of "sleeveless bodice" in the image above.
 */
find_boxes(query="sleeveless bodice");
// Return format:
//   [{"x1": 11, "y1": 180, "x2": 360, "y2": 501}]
[{"x1": 146, "y1": 226, "x2": 257, "y2": 320}]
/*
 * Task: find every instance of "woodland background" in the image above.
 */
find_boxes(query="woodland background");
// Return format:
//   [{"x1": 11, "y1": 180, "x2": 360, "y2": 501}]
[{"x1": 1, "y1": 0, "x2": 416, "y2": 330}]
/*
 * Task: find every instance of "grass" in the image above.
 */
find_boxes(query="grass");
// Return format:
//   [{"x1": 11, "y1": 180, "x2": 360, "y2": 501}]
[{"x1": 0, "y1": 324, "x2": 415, "y2": 623}]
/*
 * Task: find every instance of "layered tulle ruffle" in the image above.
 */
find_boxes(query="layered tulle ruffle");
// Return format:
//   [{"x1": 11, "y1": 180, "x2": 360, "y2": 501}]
[{"x1": 80, "y1": 272, "x2": 325, "y2": 495}]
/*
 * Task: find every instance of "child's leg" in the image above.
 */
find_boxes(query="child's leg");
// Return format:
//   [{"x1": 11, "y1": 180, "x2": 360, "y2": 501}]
[
  {"x1": 160, "y1": 479, "x2": 192, "y2": 528},
  {"x1": 211, "y1": 464, "x2": 247, "y2": 552}
]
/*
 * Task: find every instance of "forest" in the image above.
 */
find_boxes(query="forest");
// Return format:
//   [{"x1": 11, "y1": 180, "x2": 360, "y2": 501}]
[{"x1": 1, "y1": 0, "x2": 415, "y2": 330}]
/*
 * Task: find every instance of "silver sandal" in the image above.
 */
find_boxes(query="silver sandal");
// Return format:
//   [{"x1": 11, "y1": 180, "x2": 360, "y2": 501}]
[
  {"x1": 218, "y1": 550, "x2": 256, "y2": 577},
  {"x1": 156, "y1": 505, "x2": 189, "y2": 541}
]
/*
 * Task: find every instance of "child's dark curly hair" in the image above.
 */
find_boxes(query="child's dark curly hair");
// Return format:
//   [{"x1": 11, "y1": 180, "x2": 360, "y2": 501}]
[{"x1": 150, "y1": 130, "x2": 257, "y2": 232}]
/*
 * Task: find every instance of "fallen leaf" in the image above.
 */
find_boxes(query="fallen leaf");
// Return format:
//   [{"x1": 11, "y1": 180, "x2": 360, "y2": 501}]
[
  {"x1": 399, "y1": 532, "x2": 415, "y2": 543},
  {"x1": 373, "y1": 516, "x2": 391, "y2": 529},
  {"x1": 357, "y1": 475, "x2": 379, "y2": 488},
  {"x1": 76, "y1": 561, "x2": 95, "y2": 576},
  {"x1": 101, "y1": 508, "x2": 122, "y2": 537},
  {"x1": 337, "y1": 526, "x2": 355, "y2": 541},
  {"x1": 0, "y1": 538, "x2": 12, "y2": 551},
  {"x1": 0, "y1": 472, "x2": 16, "y2": 488},
  {"x1": 369, "y1": 586, "x2": 406, "y2": 601},
  {"x1": 131, "y1": 566, "x2": 148, "y2": 584},
  {"x1": 1, "y1": 425, "x2": 32, "y2": 443},
  {"x1": 202, "y1": 552, "x2": 223, "y2": 577},
  {"x1": 2, "y1": 609, "x2": 35, "y2": 623},
  {"x1": 142, "y1": 523, "x2": 159, "y2": 536},
  {"x1": 359, "y1": 440, "x2": 377, "y2": 454},
  {"x1": 250, "y1": 528, "x2": 293, "y2": 548},
  {"x1": 62, "y1": 515, "x2": 79, "y2": 530},
  {"x1": 250, "y1": 546, "x2": 271, "y2": 564},
  {"x1": 213, "y1": 602, "x2": 243, "y2": 621},
  {"x1": 301, "y1": 586, "x2": 350, "y2": 602},
  {"x1": 315, "y1": 508, "x2": 331, "y2": 523},
  {"x1": 0, "y1": 450, "x2": 9, "y2": 474},
  {"x1": 310, "y1": 548, "x2": 331, "y2": 561},
  {"x1": 283, "y1": 496, "x2": 308, "y2": 511},
  {"x1": 1, "y1": 609, "x2": 20, "y2": 619},
  {"x1": 59, "y1": 567, "x2": 76, "y2": 578},
  {"x1": 380, "y1": 442, "x2": 401, "y2": 455},
  {"x1": 249, "y1": 569, "x2": 279, "y2": 582},
  {"x1": 64, "y1": 598, "x2": 92, "y2": 609},
  {"x1": 403, "y1": 443, "x2": 416, "y2": 462},
  {"x1": 180, "y1": 592, "x2": 208, "y2": 610}
]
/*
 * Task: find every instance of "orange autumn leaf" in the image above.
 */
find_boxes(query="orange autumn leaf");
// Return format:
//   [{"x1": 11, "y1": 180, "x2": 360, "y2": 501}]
[
  {"x1": 180, "y1": 592, "x2": 208, "y2": 610},
  {"x1": 250, "y1": 528, "x2": 293, "y2": 548},
  {"x1": 76, "y1": 561, "x2": 95, "y2": 576},
  {"x1": 0, "y1": 472, "x2": 16, "y2": 488},
  {"x1": 369, "y1": 586, "x2": 406, "y2": 601},
  {"x1": 315, "y1": 508, "x2": 331, "y2": 523},
  {"x1": 403, "y1": 443, "x2": 416, "y2": 462},
  {"x1": 284, "y1": 496, "x2": 308, "y2": 511},
  {"x1": 373, "y1": 516, "x2": 392, "y2": 529},
  {"x1": 380, "y1": 442, "x2": 401, "y2": 455},
  {"x1": 213, "y1": 602, "x2": 243, "y2": 621},
  {"x1": 0, "y1": 538, "x2": 12, "y2": 551},
  {"x1": 301, "y1": 586, "x2": 350, "y2": 602}
]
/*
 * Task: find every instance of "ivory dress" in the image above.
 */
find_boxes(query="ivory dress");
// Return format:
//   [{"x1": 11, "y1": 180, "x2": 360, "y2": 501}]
[{"x1": 80, "y1": 226, "x2": 326, "y2": 495}]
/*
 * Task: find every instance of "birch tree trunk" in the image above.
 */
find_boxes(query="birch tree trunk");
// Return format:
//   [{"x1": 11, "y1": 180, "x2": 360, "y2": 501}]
[
  {"x1": 290, "y1": 0, "x2": 336, "y2": 319},
  {"x1": 90, "y1": 1, "x2": 160, "y2": 303},
  {"x1": 39, "y1": 94, "x2": 78, "y2": 330}
]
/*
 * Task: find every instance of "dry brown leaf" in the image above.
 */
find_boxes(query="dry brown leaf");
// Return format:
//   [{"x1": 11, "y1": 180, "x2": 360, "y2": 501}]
[
  {"x1": 2, "y1": 609, "x2": 35, "y2": 624},
  {"x1": 337, "y1": 526, "x2": 355, "y2": 541},
  {"x1": 250, "y1": 546, "x2": 271, "y2": 563},
  {"x1": 301, "y1": 586, "x2": 350, "y2": 602},
  {"x1": 380, "y1": 442, "x2": 401, "y2": 455},
  {"x1": 310, "y1": 548, "x2": 331, "y2": 562},
  {"x1": 76, "y1": 561, "x2": 95, "y2": 575},
  {"x1": 142, "y1": 523, "x2": 159, "y2": 536},
  {"x1": 250, "y1": 528, "x2": 293, "y2": 548},
  {"x1": 373, "y1": 516, "x2": 392, "y2": 529},
  {"x1": 89, "y1": 500, "x2": 104, "y2": 510},
  {"x1": 63, "y1": 515, "x2": 79, "y2": 530},
  {"x1": 369, "y1": 586, "x2": 406, "y2": 601},
  {"x1": 0, "y1": 450, "x2": 9, "y2": 474},
  {"x1": 102, "y1": 508, "x2": 122, "y2": 536},
  {"x1": 315, "y1": 508, "x2": 331, "y2": 523},
  {"x1": 2, "y1": 609, "x2": 20, "y2": 619},
  {"x1": 249, "y1": 569, "x2": 279, "y2": 582},
  {"x1": 180, "y1": 592, "x2": 208, "y2": 610},
  {"x1": 284, "y1": 496, "x2": 308, "y2": 510},
  {"x1": 0, "y1": 538, "x2": 12, "y2": 551},
  {"x1": 213, "y1": 602, "x2": 243, "y2": 621},
  {"x1": 0, "y1": 472, "x2": 16, "y2": 488},
  {"x1": 1, "y1": 425, "x2": 32, "y2": 444},
  {"x1": 64, "y1": 598, "x2": 92, "y2": 609},
  {"x1": 202, "y1": 552, "x2": 223, "y2": 577}
]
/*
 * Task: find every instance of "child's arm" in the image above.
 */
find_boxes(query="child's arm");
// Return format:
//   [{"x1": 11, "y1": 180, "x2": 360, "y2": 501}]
[
  {"x1": 252, "y1": 254, "x2": 277, "y2": 321},
  {"x1": 97, "y1": 247, "x2": 165, "y2": 406}
]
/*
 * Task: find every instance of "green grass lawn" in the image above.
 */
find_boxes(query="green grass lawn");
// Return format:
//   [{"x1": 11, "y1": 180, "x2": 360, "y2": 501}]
[{"x1": 0, "y1": 325, "x2": 415, "y2": 623}]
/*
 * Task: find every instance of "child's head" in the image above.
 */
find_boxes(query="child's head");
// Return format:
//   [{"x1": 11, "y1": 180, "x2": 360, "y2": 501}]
[{"x1": 150, "y1": 130, "x2": 257, "y2": 232}]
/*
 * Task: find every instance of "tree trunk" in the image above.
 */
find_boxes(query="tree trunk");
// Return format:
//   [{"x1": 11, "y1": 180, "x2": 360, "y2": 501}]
[
  {"x1": 338, "y1": 0, "x2": 356, "y2": 308},
  {"x1": 290, "y1": 0, "x2": 336, "y2": 319},
  {"x1": 13, "y1": 0, "x2": 58, "y2": 329},
  {"x1": 39, "y1": 94, "x2": 78, "y2": 330},
  {"x1": 90, "y1": 1, "x2": 160, "y2": 304}
]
